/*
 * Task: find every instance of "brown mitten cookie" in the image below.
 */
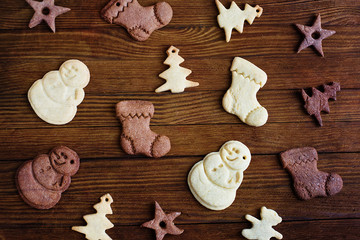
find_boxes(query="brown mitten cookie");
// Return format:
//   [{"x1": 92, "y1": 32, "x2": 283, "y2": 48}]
[
  {"x1": 116, "y1": 100, "x2": 171, "y2": 158},
  {"x1": 280, "y1": 147, "x2": 343, "y2": 200},
  {"x1": 16, "y1": 146, "x2": 80, "y2": 209},
  {"x1": 101, "y1": 0, "x2": 173, "y2": 41}
]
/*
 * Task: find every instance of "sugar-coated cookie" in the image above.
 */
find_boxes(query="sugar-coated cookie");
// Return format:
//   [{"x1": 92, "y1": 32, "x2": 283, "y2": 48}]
[
  {"x1": 16, "y1": 146, "x2": 80, "y2": 209},
  {"x1": 101, "y1": 0, "x2": 173, "y2": 41}
]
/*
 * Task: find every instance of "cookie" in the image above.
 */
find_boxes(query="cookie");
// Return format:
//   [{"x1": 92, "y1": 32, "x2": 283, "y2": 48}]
[
  {"x1": 72, "y1": 194, "x2": 114, "y2": 240},
  {"x1": 101, "y1": 0, "x2": 173, "y2": 41},
  {"x1": 242, "y1": 206, "x2": 283, "y2": 240},
  {"x1": 223, "y1": 57, "x2": 268, "y2": 127},
  {"x1": 26, "y1": 0, "x2": 71, "y2": 32},
  {"x1": 141, "y1": 201, "x2": 183, "y2": 240},
  {"x1": 28, "y1": 59, "x2": 90, "y2": 125},
  {"x1": 156, "y1": 46, "x2": 199, "y2": 93},
  {"x1": 295, "y1": 14, "x2": 336, "y2": 57},
  {"x1": 188, "y1": 141, "x2": 251, "y2": 210},
  {"x1": 280, "y1": 147, "x2": 343, "y2": 200},
  {"x1": 301, "y1": 82, "x2": 340, "y2": 126},
  {"x1": 116, "y1": 100, "x2": 171, "y2": 158},
  {"x1": 215, "y1": 0, "x2": 263, "y2": 42},
  {"x1": 16, "y1": 146, "x2": 80, "y2": 209}
]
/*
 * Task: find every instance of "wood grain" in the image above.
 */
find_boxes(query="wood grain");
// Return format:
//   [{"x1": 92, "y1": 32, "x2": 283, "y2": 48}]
[{"x1": 0, "y1": 0, "x2": 359, "y2": 239}]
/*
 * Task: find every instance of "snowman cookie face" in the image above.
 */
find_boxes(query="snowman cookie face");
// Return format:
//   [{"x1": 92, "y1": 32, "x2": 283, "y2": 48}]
[
  {"x1": 220, "y1": 141, "x2": 251, "y2": 171},
  {"x1": 50, "y1": 146, "x2": 80, "y2": 176},
  {"x1": 60, "y1": 60, "x2": 90, "y2": 88},
  {"x1": 32, "y1": 154, "x2": 71, "y2": 192}
]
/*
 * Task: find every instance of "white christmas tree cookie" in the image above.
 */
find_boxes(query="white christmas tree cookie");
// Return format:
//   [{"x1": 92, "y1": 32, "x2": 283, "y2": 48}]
[
  {"x1": 242, "y1": 206, "x2": 283, "y2": 240},
  {"x1": 223, "y1": 57, "x2": 268, "y2": 127},
  {"x1": 156, "y1": 46, "x2": 199, "y2": 93},
  {"x1": 215, "y1": 0, "x2": 263, "y2": 42},
  {"x1": 72, "y1": 193, "x2": 114, "y2": 240},
  {"x1": 188, "y1": 141, "x2": 251, "y2": 210},
  {"x1": 28, "y1": 59, "x2": 90, "y2": 125}
]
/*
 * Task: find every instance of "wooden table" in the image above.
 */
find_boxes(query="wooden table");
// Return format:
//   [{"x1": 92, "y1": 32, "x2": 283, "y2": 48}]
[{"x1": 0, "y1": 0, "x2": 359, "y2": 239}]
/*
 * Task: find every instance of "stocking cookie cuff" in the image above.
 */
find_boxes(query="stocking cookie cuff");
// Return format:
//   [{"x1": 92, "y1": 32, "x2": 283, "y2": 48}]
[
  {"x1": 280, "y1": 147, "x2": 317, "y2": 168},
  {"x1": 116, "y1": 100, "x2": 154, "y2": 121}
]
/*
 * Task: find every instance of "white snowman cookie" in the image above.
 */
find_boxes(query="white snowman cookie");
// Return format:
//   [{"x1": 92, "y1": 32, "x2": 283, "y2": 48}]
[
  {"x1": 188, "y1": 141, "x2": 251, "y2": 210},
  {"x1": 28, "y1": 59, "x2": 90, "y2": 125}
]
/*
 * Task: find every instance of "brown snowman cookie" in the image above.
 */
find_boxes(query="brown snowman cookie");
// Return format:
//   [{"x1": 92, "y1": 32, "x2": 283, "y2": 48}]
[
  {"x1": 280, "y1": 147, "x2": 343, "y2": 200},
  {"x1": 16, "y1": 146, "x2": 80, "y2": 209},
  {"x1": 116, "y1": 100, "x2": 171, "y2": 158}
]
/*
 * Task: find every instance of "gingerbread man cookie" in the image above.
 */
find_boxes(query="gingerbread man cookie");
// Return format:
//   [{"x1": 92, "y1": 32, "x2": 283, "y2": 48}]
[
  {"x1": 16, "y1": 146, "x2": 80, "y2": 209},
  {"x1": 188, "y1": 141, "x2": 251, "y2": 210}
]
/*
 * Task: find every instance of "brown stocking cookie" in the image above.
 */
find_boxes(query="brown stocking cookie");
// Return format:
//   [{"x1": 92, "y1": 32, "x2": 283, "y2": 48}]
[
  {"x1": 16, "y1": 146, "x2": 80, "y2": 209},
  {"x1": 280, "y1": 147, "x2": 343, "y2": 200},
  {"x1": 101, "y1": 0, "x2": 173, "y2": 41},
  {"x1": 116, "y1": 100, "x2": 171, "y2": 158}
]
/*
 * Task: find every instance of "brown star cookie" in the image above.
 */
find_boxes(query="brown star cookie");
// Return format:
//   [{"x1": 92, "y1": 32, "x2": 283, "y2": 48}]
[
  {"x1": 141, "y1": 201, "x2": 184, "y2": 240},
  {"x1": 295, "y1": 14, "x2": 336, "y2": 57},
  {"x1": 26, "y1": 0, "x2": 71, "y2": 32}
]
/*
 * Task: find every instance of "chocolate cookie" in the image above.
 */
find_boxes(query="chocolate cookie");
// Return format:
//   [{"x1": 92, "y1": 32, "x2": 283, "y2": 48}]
[
  {"x1": 280, "y1": 147, "x2": 343, "y2": 200},
  {"x1": 16, "y1": 146, "x2": 80, "y2": 209}
]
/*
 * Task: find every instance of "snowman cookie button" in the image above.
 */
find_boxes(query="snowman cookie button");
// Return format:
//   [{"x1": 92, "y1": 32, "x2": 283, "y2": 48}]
[
  {"x1": 188, "y1": 141, "x2": 251, "y2": 210},
  {"x1": 28, "y1": 59, "x2": 90, "y2": 125}
]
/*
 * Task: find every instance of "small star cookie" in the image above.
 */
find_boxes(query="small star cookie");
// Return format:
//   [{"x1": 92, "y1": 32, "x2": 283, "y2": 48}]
[
  {"x1": 26, "y1": 0, "x2": 71, "y2": 32},
  {"x1": 295, "y1": 14, "x2": 336, "y2": 57},
  {"x1": 141, "y1": 201, "x2": 184, "y2": 240}
]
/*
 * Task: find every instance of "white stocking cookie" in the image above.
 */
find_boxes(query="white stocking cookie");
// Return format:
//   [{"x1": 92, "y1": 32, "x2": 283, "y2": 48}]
[
  {"x1": 215, "y1": 0, "x2": 263, "y2": 42},
  {"x1": 156, "y1": 46, "x2": 199, "y2": 93},
  {"x1": 223, "y1": 57, "x2": 268, "y2": 127},
  {"x1": 188, "y1": 141, "x2": 251, "y2": 210},
  {"x1": 28, "y1": 59, "x2": 90, "y2": 125},
  {"x1": 242, "y1": 206, "x2": 283, "y2": 240}
]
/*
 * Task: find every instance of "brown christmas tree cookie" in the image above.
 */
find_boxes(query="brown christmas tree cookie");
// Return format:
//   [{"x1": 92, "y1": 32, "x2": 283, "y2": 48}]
[
  {"x1": 116, "y1": 100, "x2": 171, "y2": 158},
  {"x1": 280, "y1": 147, "x2": 343, "y2": 200},
  {"x1": 101, "y1": 0, "x2": 173, "y2": 41},
  {"x1": 16, "y1": 146, "x2": 80, "y2": 209},
  {"x1": 301, "y1": 82, "x2": 340, "y2": 126}
]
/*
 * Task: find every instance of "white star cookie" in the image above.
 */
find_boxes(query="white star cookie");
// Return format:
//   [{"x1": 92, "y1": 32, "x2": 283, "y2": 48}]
[
  {"x1": 28, "y1": 59, "x2": 90, "y2": 125},
  {"x1": 215, "y1": 0, "x2": 263, "y2": 42},
  {"x1": 223, "y1": 57, "x2": 268, "y2": 127},
  {"x1": 156, "y1": 46, "x2": 199, "y2": 93},
  {"x1": 188, "y1": 141, "x2": 251, "y2": 210},
  {"x1": 242, "y1": 206, "x2": 283, "y2": 240}
]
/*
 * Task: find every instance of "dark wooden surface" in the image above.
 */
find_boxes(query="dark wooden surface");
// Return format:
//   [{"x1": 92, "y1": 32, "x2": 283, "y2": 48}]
[{"x1": 0, "y1": 0, "x2": 359, "y2": 239}]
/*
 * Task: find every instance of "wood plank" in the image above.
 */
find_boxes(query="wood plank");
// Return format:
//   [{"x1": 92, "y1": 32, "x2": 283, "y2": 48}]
[
  {"x1": 0, "y1": 25, "x2": 358, "y2": 61},
  {"x1": 0, "y1": 153, "x2": 358, "y2": 225},
  {"x1": 0, "y1": 122, "x2": 359, "y2": 160},
  {"x1": 0, "y1": 219, "x2": 360, "y2": 240},
  {"x1": 0, "y1": 56, "x2": 359, "y2": 95},
  {"x1": 0, "y1": 90, "x2": 359, "y2": 129},
  {"x1": 0, "y1": 0, "x2": 359, "y2": 30}
]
